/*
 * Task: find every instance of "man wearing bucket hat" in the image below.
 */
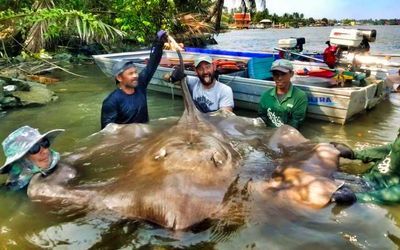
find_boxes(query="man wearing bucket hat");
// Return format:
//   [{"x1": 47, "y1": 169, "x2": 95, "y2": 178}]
[
  {"x1": 101, "y1": 30, "x2": 168, "y2": 129},
  {"x1": 168, "y1": 55, "x2": 234, "y2": 113},
  {"x1": 1, "y1": 126, "x2": 64, "y2": 191},
  {"x1": 331, "y1": 127, "x2": 400, "y2": 204},
  {"x1": 258, "y1": 59, "x2": 307, "y2": 128}
]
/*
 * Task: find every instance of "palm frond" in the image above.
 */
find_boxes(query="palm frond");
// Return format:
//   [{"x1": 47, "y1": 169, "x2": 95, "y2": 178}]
[{"x1": 1, "y1": 8, "x2": 125, "y2": 52}]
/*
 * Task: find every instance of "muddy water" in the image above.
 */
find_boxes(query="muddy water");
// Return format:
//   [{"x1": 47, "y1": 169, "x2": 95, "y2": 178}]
[{"x1": 1, "y1": 25, "x2": 400, "y2": 248}]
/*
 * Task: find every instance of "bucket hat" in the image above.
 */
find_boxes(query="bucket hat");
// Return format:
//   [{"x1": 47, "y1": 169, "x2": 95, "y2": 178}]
[{"x1": 1, "y1": 126, "x2": 64, "y2": 173}]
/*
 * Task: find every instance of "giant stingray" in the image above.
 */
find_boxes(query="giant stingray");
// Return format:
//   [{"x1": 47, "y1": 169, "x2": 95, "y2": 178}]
[{"x1": 27, "y1": 51, "x2": 345, "y2": 230}]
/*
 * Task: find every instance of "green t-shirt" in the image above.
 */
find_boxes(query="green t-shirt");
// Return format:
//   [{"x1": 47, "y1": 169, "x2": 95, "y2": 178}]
[
  {"x1": 354, "y1": 134, "x2": 400, "y2": 203},
  {"x1": 355, "y1": 135, "x2": 400, "y2": 187},
  {"x1": 258, "y1": 84, "x2": 308, "y2": 128}
]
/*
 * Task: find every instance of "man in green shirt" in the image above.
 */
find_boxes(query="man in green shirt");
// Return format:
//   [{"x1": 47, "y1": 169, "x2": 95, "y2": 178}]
[
  {"x1": 258, "y1": 59, "x2": 308, "y2": 128},
  {"x1": 332, "y1": 127, "x2": 400, "y2": 204}
]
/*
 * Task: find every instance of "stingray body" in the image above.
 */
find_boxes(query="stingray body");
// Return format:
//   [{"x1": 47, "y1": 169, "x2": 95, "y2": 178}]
[
  {"x1": 251, "y1": 126, "x2": 343, "y2": 209},
  {"x1": 28, "y1": 61, "x2": 242, "y2": 229},
  {"x1": 27, "y1": 53, "x2": 344, "y2": 229}
]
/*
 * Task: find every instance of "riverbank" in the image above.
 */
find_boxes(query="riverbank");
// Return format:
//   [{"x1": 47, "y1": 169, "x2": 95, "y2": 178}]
[{"x1": 0, "y1": 77, "x2": 57, "y2": 111}]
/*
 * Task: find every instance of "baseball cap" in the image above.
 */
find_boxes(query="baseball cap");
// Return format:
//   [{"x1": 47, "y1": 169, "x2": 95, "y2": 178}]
[
  {"x1": 270, "y1": 59, "x2": 293, "y2": 73},
  {"x1": 112, "y1": 60, "x2": 142, "y2": 78},
  {"x1": 194, "y1": 55, "x2": 213, "y2": 68}
]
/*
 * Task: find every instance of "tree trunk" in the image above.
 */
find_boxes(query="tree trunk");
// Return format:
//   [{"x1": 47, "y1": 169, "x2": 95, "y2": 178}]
[
  {"x1": 205, "y1": 0, "x2": 224, "y2": 31},
  {"x1": 24, "y1": 0, "x2": 55, "y2": 53},
  {"x1": 24, "y1": 21, "x2": 47, "y2": 53}
]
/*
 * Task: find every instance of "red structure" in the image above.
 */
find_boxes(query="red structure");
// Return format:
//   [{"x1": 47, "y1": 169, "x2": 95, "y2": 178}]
[{"x1": 233, "y1": 13, "x2": 251, "y2": 29}]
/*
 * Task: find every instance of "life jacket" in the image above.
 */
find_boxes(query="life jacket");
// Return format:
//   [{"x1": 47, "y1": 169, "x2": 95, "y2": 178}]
[
  {"x1": 295, "y1": 68, "x2": 335, "y2": 78},
  {"x1": 279, "y1": 51, "x2": 286, "y2": 59},
  {"x1": 213, "y1": 59, "x2": 241, "y2": 73},
  {"x1": 323, "y1": 45, "x2": 338, "y2": 69}
]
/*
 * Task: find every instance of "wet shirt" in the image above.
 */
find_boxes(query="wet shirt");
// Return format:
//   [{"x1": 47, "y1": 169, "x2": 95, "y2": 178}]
[
  {"x1": 101, "y1": 41, "x2": 163, "y2": 129},
  {"x1": 258, "y1": 84, "x2": 308, "y2": 128},
  {"x1": 186, "y1": 76, "x2": 234, "y2": 113},
  {"x1": 101, "y1": 86, "x2": 148, "y2": 128},
  {"x1": 353, "y1": 134, "x2": 400, "y2": 203}
]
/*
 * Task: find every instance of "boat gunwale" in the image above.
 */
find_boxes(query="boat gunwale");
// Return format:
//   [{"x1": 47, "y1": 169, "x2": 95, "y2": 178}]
[
  {"x1": 93, "y1": 50, "x2": 387, "y2": 124},
  {"x1": 93, "y1": 51, "x2": 376, "y2": 96}
]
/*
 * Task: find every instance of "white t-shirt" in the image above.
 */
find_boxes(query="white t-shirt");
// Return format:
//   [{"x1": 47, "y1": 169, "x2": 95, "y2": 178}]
[
  {"x1": 186, "y1": 76, "x2": 234, "y2": 113},
  {"x1": 387, "y1": 74, "x2": 400, "y2": 92}
]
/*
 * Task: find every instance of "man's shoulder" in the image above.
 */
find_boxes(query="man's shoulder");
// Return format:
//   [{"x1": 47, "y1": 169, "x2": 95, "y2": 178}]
[
  {"x1": 261, "y1": 88, "x2": 274, "y2": 98},
  {"x1": 187, "y1": 75, "x2": 200, "y2": 85},
  {"x1": 215, "y1": 80, "x2": 232, "y2": 92},
  {"x1": 291, "y1": 85, "x2": 307, "y2": 98},
  {"x1": 103, "y1": 89, "x2": 123, "y2": 104}
]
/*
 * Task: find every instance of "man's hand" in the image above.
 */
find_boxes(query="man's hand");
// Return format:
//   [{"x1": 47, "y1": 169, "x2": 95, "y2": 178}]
[
  {"x1": 331, "y1": 186, "x2": 357, "y2": 205},
  {"x1": 157, "y1": 30, "x2": 168, "y2": 44},
  {"x1": 330, "y1": 142, "x2": 355, "y2": 159},
  {"x1": 170, "y1": 66, "x2": 186, "y2": 82}
]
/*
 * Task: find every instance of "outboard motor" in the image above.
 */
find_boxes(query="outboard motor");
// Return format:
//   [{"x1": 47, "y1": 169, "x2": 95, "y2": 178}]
[
  {"x1": 329, "y1": 28, "x2": 376, "y2": 52},
  {"x1": 328, "y1": 28, "x2": 377, "y2": 67},
  {"x1": 358, "y1": 29, "x2": 377, "y2": 42},
  {"x1": 277, "y1": 37, "x2": 306, "y2": 60},
  {"x1": 294, "y1": 37, "x2": 305, "y2": 52}
]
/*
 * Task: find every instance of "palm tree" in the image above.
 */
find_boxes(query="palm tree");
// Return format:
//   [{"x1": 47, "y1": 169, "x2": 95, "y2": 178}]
[
  {"x1": 1, "y1": 0, "x2": 124, "y2": 53},
  {"x1": 205, "y1": 0, "x2": 224, "y2": 32},
  {"x1": 24, "y1": 0, "x2": 55, "y2": 52}
]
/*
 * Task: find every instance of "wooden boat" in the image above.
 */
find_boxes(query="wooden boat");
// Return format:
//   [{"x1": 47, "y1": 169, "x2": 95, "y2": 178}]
[{"x1": 93, "y1": 49, "x2": 390, "y2": 124}]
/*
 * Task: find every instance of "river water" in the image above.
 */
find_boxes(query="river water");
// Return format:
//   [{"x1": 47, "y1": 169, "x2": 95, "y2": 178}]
[{"x1": 1, "y1": 25, "x2": 400, "y2": 248}]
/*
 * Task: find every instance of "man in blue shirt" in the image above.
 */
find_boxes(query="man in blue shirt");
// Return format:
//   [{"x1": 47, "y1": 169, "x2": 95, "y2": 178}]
[{"x1": 101, "y1": 30, "x2": 167, "y2": 129}]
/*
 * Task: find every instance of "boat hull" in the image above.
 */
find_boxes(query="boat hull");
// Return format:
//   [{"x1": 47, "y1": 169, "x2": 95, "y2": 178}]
[{"x1": 93, "y1": 50, "x2": 390, "y2": 124}]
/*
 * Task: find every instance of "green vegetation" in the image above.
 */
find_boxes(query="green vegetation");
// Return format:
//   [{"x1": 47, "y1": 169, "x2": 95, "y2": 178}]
[
  {"x1": 0, "y1": 0, "x2": 398, "y2": 57},
  {"x1": 226, "y1": 6, "x2": 400, "y2": 28},
  {"x1": 0, "y1": 0, "x2": 219, "y2": 56}
]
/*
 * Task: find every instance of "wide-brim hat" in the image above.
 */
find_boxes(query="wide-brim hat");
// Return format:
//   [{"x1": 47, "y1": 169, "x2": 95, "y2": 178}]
[{"x1": 1, "y1": 126, "x2": 64, "y2": 173}]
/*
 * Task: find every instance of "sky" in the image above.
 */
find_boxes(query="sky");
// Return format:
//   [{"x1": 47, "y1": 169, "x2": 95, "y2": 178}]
[{"x1": 224, "y1": 0, "x2": 400, "y2": 19}]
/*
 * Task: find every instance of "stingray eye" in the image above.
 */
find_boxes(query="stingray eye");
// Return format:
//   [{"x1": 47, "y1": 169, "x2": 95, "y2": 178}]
[
  {"x1": 211, "y1": 151, "x2": 224, "y2": 167},
  {"x1": 154, "y1": 147, "x2": 167, "y2": 160}
]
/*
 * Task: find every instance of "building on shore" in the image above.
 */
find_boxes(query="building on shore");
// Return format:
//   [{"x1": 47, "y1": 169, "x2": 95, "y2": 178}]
[
  {"x1": 259, "y1": 19, "x2": 272, "y2": 28},
  {"x1": 233, "y1": 13, "x2": 251, "y2": 29}
]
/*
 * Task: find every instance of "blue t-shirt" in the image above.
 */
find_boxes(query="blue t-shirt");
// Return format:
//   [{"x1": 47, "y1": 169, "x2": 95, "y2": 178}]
[
  {"x1": 101, "y1": 41, "x2": 163, "y2": 129},
  {"x1": 101, "y1": 85, "x2": 148, "y2": 128}
]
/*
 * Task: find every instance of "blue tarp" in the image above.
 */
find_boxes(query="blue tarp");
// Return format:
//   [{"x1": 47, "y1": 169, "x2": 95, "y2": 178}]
[
  {"x1": 185, "y1": 47, "x2": 324, "y2": 61},
  {"x1": 185, "y1": 47, "x2": 278, "y2": 59}
]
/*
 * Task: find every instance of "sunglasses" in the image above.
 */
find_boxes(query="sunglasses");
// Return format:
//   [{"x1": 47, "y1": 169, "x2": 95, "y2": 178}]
[{"x1": 28, "y1": 138, "x2": 51, "y2": 155}]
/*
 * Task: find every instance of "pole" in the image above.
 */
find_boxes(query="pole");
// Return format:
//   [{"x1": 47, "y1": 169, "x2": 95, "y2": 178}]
[{"x1": 274, "y1": 47, "x2": 325, "y2": 63}]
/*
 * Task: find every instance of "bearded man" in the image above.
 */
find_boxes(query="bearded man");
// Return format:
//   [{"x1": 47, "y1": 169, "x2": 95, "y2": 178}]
[
  {"x1": 100, "y1": 30, "x2": 167, "y2": 129},
  {"x1": 170, "y1": 55, "x2": 234, "y2": 113}
]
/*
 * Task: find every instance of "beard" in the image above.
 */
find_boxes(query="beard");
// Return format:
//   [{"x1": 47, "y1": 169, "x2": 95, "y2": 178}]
[
  {"x1": 124, "y1": 80, "x2": 138, "y2": 89},
  {"x1": 198, "y1": 72, "x2": 216, "y2": 86}
]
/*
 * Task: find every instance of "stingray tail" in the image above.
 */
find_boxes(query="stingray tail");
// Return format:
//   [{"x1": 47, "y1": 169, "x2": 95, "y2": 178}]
[{"x1": 175, "y1": 48, "x2": 202, "y2": 124}]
